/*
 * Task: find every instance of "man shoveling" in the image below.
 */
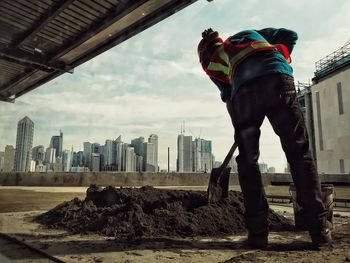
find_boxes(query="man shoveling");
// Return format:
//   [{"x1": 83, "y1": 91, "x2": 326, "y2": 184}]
[{"x1": 197, "y1": 27, "x2": 332, "y2": 249}]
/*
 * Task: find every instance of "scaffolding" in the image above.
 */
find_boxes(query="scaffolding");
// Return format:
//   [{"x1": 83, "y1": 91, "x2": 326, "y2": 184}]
[
  {"x1": 296, "y1": 81, "x2": 312, "y2": 99},
  {"x1": 315, "y1": 39, "x2": 350, "y2": 78}
]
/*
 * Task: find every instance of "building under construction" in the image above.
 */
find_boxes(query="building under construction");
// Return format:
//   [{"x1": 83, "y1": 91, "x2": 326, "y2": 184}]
[{"x1": 297, "y1": 40, "x2": 350, "y2": 174}]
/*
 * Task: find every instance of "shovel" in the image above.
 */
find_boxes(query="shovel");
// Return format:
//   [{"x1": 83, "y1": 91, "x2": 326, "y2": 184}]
[{"x1": 207, "y1": 141, "x2": 238, "y2": 203}]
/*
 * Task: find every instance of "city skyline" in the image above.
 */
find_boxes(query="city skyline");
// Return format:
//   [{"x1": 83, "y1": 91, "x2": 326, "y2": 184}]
[
  {"x1": 0, "y1": 0, "x2": 349, "y2": 172},
  {"x1": 1, "y1": 116, "x2": 161, "y2": 172},
  {"x1": 1, "y1": 115, "x2": 281, "y2": 173},
  {"x1": 1, "y1": 116, "x2": 217, "y2": 171}
]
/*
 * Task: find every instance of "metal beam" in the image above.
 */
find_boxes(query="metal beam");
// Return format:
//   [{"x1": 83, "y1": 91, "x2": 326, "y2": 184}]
[
  {"x1": 14, "y1": 70, "x2": 64, "y2": 99},
  {"x1": 0, "y1": 69, "x2": 36, "y2": 94},
  {"x1": 0, "y1": 55, "x2": 54, "y2": 73},
  {"x1": 0, "y1": 46, "x2": 72, "y2": 72},
  {"x1": 71, "y1": 0, "x2": 198, "y2": 68},
  {"x1": 51, "y1": 0, "x2": 148, "y2": 60},
  {"x1": 0, "y1": 94, "x2": 14, "y2": 103},
  {"x1": 10, "y1": 0, "x2": 75, "y2": 47}
]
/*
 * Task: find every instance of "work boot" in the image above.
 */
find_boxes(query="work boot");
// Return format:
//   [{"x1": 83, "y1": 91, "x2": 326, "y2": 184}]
[
  {"x1": 246, "y1": 230, "x2": 268, "y2": 249},
  {"x1": 244, "y1": 212, "x2": 269, "y2": 249},
  {"x1": 309, "y1": 221, "x2": 333, "y2": 249}
]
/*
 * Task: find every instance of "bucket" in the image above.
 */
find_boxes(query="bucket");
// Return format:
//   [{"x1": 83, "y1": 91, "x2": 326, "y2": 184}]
[{"x1": 289, "y1": 183, "x2": 334, "y2": 230}]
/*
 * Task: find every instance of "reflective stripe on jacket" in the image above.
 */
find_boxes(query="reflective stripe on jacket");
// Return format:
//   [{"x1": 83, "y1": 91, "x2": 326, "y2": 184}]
[{"x1": 205, "y1": 39, "x2": 291, "y2": 85}]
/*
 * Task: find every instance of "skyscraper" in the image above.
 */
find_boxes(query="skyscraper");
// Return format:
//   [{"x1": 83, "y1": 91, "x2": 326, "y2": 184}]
[
  {"x1": 14, "y1": 116, "x2": 34, "y2": 172},
  {"x1": 148, "y1": 134, "x2": 158, "y2": 171},
  {"x1": 91, "y1": 153, "x2": 101, "y2": 172},
  {"x1": 200, "y1": 139, "x2": 213, "y2": 172},
  {"x1": 115, "y1": 137, "x2": 123, "y2": 171},
  {"x1": 50, "y1": 131, "x2": 63, "y2": 158},
  {"x1": 131, "y1": 137, "x2": 145, "y2": 156},
  {"x1": 32, "y1": 145, "x2": 45, "y2": 163},
  {"x1": 192, "y1": 138, "x2": 202, "y2": 172},
  {"x1": 0, "y1": 151, "x2": 4, "y2": 172},
  {"x1": 104, "y1": 139, "x2": 114, "y2": 166},
  {"x1": 192, "y1": 138, "x2": 213, "y2": 172},
  {"x1": 83, "y1": 142, "x2": 92, "y2": 169},
  {"x1": 125, "y1": 146, "x2": 136, "y2": 172},
  {"x1": 92, "y1": 143, "x2": 100, "y2": 154},
  {"x1": 72, "y1": 151, "x2": 84, "y2": 167},
  {"x1": 3, "y1": 145, "x2": 15, "y2": 172},
  {"x1": 62, "y1": 150, "x2": 72, "y2": 172},
  {"x1": 45, "y1": 147, "x2": 56, "y2": 165},
  {"x1": 143, "y1": 142, "x2": 156, "y2": 172},
  {"x1": 177, "y1": 134, "x2": 192, "y2": 172}
]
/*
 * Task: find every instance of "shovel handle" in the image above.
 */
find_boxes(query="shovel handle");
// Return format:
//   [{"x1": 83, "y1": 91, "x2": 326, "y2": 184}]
[{"x1": 218, "y1": 141, "x2": 238, "y2": 176}]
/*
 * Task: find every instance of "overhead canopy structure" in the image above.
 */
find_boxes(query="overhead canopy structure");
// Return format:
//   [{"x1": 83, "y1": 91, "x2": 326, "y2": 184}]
[{"x1": 0, "y1": 0, "x2": 198, "y2": 103}]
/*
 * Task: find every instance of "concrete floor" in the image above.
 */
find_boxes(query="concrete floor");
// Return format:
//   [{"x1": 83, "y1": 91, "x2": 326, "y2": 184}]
[
  {"x1": 0, "y1": 186, "x2": 349, "y2": 262},
  {"x1": 1, "y1": 185, "x2": 349, "y2": 213}
]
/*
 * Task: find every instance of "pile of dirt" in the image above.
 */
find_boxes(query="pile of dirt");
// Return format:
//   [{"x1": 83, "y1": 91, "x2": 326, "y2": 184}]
[{"x1": 35, "y1": 185, "x2": 292, "y2": 239}]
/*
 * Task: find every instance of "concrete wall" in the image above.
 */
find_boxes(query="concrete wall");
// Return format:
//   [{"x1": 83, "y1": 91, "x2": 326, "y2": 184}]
[
  {"x1": 312, "y1": 65, "x2": 350, "y2": 173},
  {"x1": 0, "y1": 172, "x2": 349, "y2": 187}
]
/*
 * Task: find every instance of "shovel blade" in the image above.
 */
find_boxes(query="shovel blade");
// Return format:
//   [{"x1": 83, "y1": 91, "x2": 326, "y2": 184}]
[{"x1": 207, "y1": 167, "x2": 231, "y2": 203}]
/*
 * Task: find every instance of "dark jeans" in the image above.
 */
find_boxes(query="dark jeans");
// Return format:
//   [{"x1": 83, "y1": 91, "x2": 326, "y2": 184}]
[{"x1": 226, "y1": 73, "x2": 327, "y2": 235}]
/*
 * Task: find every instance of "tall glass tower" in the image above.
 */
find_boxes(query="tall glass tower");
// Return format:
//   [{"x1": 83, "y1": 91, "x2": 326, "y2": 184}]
[
  {"x1": 14, "y1": 116, "x2": 34, "y2": 172},
  {"x1": 50, "y1": 130, "x2": 63, "y2": 158}
]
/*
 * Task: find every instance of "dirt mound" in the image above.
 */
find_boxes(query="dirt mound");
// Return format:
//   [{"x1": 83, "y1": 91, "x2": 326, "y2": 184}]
[{"x1": 35, "y1": 185, "x2": 292, "y2": 239}]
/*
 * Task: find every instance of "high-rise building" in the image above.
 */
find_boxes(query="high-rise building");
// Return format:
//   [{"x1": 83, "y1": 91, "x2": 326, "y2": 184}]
[
  {"x1": 32, "y1": 145, "x2": 45, "y2": 163},
  {"x1": 192, "y1": 138, "x2": 201, "y2": 172},
  {"x1": 3, "y1": 145, "x2": 15, "y2": 172},
  {"x1": 135, "y1": 155, "x2": 143, "y2": 172},
  {"x1": 0, "y1": 151, "x2": 4, "y2": 172},
  {"x1": 62, "y1": 150, "x2": 72, "y2": 172},
  {"x1": 45, "y1": 147, "x2": 56, "y2": 165},
  {"x1": 131, "y1": 137, "x2": 144, "y2": 156},
  {"x1": 92, "y1": 143, "x2": 100, "y2": 154},
  {"x1": 143, "y1": 142, "x2": 156, "y2": 172},
  {"x1": 104, "y1": 139, "x2": 114, "y2": 166},
  {"x1": 99, "y1": 145, "x2": 105, "y2": 168},
  {"x1": 125, "y1": 146, "x2": 136, "y2": 172},
  {"x1": 148, "y1": 134, "x2": 158, "y2": 171},
  {"x1": 83, "y1": 142, "x2": 92, "y2": 168},
  {"x1": 91, "y1": 153, "x2": 101, "y2": 172},
  {"x1": 200, "y1": 139, "x2": 213, "y2": 172},
  {"x1": 50, "y1": 131, "x2": 63, "y2": 158},
  {"x1": 177, "y1": 134, "x2": 193, "y2": 172},
  {"x1": 121, "y1": 143, "x2": 127, "y2": 171},
  {"x1": 192, "y1": 138, "x2": 213, "y2": 172},
  {"x1": 72, "y1": 151, "x2": 84, "y2": 167},
  {"x1": 14, "y1": 116, "x2": 34, "y2": 172},
  {"x1": 115, "y1": 138, "x2": 123, "y2": 171}
]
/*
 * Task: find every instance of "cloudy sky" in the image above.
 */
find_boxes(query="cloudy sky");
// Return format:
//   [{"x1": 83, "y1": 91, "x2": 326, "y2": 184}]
[{"x1": 0, "y1": 0, "x2": 349, "y2": 171}]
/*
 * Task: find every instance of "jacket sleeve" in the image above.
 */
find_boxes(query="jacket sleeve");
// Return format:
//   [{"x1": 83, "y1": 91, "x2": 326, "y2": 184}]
[
  {"x1": 210, "y1": 77, "x2": 232, "y2": 102},
  {"x1": 257, "y1": 28, "x2": 298, "y2": 54}
]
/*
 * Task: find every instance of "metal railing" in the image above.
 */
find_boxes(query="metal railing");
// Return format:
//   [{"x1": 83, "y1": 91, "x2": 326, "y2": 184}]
[{"x1": 315, "y1": 39, "x2": 350, "y2": 77}]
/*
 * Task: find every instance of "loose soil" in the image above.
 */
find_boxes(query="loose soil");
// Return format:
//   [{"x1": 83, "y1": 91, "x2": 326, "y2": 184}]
[{"x1": 35, "y1": 185, "x2": 292, "y2": 239}]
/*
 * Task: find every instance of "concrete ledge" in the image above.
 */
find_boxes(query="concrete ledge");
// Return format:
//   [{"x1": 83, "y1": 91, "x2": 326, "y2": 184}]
[
  {"x1": 0, "y1": 172, "x2": 348, "y2": 187},
  {"x1": 0, "y1": 172, "x2": 214, "y2": 187}
]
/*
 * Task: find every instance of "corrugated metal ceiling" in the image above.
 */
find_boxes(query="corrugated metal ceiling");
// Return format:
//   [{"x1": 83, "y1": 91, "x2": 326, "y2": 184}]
[{"x1": 0, "y1": 0, "x2": 198, "y2": 102}]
